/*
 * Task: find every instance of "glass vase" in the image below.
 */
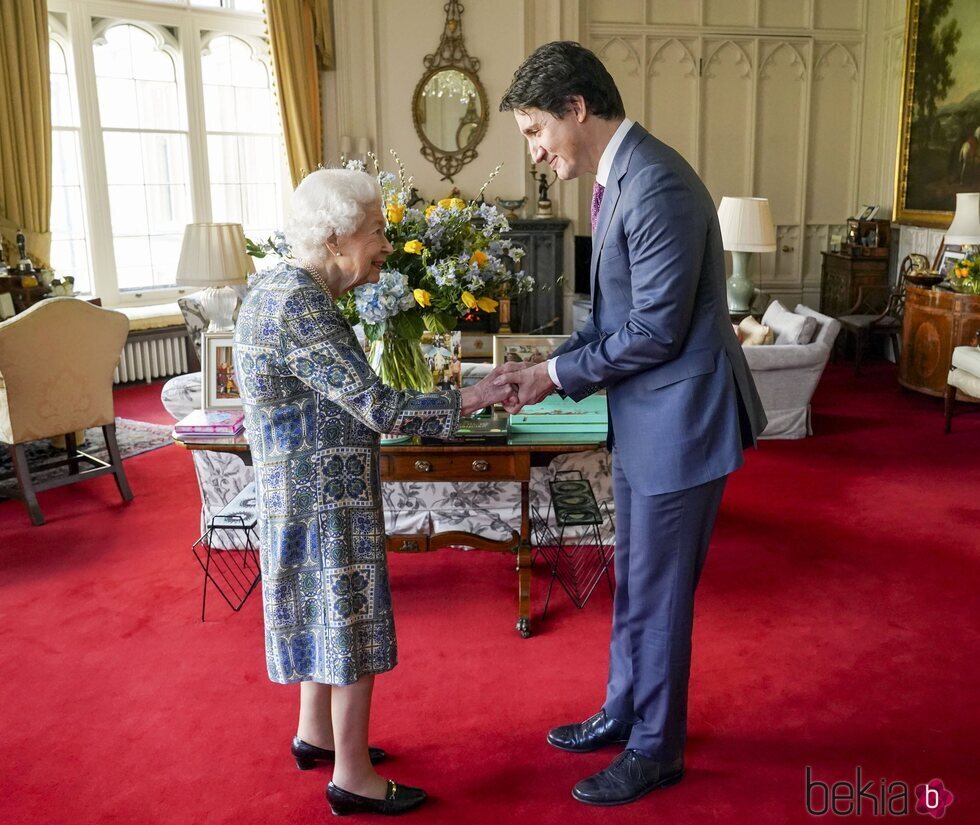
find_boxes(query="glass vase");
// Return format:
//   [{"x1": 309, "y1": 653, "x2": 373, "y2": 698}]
[{"x1": 368, "y1": 331, "x2": 434, "y2": 392}]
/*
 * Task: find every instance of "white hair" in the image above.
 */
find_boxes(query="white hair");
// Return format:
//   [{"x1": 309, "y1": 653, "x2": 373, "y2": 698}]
[{"x1": 284, "y1": 168, "x2": 382, "y2": 260}]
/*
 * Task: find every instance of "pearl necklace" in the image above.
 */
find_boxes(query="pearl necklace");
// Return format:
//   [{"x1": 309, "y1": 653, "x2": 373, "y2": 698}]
[{"x1": 297, "y1": 260, "x2": 335, "y2": 300}]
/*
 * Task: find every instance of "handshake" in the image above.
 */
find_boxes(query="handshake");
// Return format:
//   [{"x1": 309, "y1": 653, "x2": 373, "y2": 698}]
[{"x1": 459, "y1": 360, "x2": 557, "y2": 416}]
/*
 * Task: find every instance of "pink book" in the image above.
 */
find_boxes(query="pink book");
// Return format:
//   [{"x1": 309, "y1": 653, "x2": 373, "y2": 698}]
[{"x1": 174, "y1": 408, "x2": 245, "y2": 434}]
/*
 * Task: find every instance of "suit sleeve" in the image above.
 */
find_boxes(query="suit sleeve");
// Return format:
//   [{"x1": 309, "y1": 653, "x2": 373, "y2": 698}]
[
  {"x1": 280, "y1": 286, "x2": 460, "y2": 437},
  {"x1": 555, "y1": 164, "x2": 706, "y2": 400}
]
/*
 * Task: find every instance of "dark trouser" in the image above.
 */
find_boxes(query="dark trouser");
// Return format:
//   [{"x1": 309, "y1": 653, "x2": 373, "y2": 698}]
[{"x1": 603, "y1": 447, "x2": 728, "y2": 762}]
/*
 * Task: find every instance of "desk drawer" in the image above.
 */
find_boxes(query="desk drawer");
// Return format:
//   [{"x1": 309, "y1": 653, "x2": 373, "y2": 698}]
[{"x1": 381, "y1": 451, "x2": 527, "y2": 482}]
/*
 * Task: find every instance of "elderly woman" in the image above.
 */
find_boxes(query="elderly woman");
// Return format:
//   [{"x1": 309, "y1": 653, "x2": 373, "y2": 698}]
[{"x1": 234, "y1": 169, "x2": 513, "y2": 816}]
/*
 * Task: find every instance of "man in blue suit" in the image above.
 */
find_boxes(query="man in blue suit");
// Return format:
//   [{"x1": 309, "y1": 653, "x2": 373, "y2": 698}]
[{"x1": 499, "y1": 42, "x2": 767, "y2": 807}]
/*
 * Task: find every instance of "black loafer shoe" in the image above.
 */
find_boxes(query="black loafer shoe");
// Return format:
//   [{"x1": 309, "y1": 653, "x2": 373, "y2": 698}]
[
  {"x1": 292, "y1": 737, "x2": 387, "y2": 770},
  {"x1": 326, "y1": 779, "x2": 427, "y2": 816},
  {"x1": 572, "y1": 750, "x2": 684, "y2": 806},
  {"x1": 547, "y1": 710, "x2": 632, "y2": 753}
]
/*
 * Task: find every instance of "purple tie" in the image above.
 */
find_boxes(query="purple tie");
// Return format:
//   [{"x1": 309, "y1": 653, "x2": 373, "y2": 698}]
[{"x1": 590, "y1": 181, "x2": 605, "y2": 234}]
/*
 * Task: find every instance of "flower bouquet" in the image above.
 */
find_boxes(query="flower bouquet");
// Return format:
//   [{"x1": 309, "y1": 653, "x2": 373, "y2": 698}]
[{"x1": 337, "y1": 153, "x2": 532, "y2": 391}]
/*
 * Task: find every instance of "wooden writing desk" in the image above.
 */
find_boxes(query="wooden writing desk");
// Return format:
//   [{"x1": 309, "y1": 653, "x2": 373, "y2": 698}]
[{"x1": 173, "y1": 428, "x2": 606, "y2": 638}]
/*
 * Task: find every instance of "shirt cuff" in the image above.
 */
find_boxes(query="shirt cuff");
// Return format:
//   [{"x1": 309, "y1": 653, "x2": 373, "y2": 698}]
[{"x1": 547, "y1": 357, "x2": 562, "y2": 389}]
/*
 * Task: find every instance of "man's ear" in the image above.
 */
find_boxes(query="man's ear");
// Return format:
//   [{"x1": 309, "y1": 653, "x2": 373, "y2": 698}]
[{"x1": 569, "y1": 95, "x2": 588, "y2": 123}]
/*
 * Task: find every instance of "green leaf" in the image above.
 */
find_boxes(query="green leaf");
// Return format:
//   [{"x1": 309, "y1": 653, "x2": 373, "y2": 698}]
[
  {"x1": 362, "y1": 321, "x2": 385, "y2": 341},
  {"x1": 390, "y1": 310, "x2": 424, "y2": 341},
  {"x1": 423, "y1": 311, "x2": 456, "y2": 334}
]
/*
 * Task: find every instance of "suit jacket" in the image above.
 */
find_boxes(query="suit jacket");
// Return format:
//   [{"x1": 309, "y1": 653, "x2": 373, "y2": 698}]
[{"x1": 554, "y1": 123, "x2": 767, "y2": 496}]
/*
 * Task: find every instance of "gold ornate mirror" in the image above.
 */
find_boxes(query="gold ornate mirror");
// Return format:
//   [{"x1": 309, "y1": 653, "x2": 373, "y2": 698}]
[{"x1": 411, "y1": 0, "x2": 487, "y2": 182}]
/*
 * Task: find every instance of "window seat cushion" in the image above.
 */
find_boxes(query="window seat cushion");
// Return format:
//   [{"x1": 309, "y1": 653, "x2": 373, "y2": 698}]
[{"x1": 118, "y1": 302, "x2": 185, "y2": 331}]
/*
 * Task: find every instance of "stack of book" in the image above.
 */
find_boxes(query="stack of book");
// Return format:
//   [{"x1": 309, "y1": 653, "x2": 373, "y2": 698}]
[{"x1": 173, "y1": 409, "x2": 245, "y2": 440}]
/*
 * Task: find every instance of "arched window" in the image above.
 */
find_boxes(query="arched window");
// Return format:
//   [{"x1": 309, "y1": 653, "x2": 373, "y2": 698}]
[
  {"x1": 201, "y1": 34, "x2": 285, "y2": 245},
  {"x1": 49, "y1": 32, "x2": 91, "y2": 294},
  {"x1": 93, "y1": 22, "x2": 190, "y2": 291}
]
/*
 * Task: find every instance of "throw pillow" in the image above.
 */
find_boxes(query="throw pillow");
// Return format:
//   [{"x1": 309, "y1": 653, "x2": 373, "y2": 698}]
[
  {"x1": 762, "y1": 300, "x2": 817, "y2": 345},
  {"x1": 738, "y1": 315, "x2": 774, "y2": 346}
]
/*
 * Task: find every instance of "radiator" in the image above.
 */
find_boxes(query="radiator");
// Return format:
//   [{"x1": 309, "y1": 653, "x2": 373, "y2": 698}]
[{"x1": 114, "y1": 333, "x2": 190, "y2": 384}]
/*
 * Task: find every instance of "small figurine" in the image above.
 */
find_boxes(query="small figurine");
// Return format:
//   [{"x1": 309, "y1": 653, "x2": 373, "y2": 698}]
[
  {"x1": 530, "y1": 167, "x2": 558, "y2": 218},
  {"x1": 16, "y1": 229, "x2": 33, "y2": 271},
  {"x1": 405, "y1": 186, "x2": 423, "y2": 208}
]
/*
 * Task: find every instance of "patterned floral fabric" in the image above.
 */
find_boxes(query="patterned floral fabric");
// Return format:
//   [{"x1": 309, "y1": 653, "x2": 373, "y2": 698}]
[{"x1": 234, "y1": 262, "x2": 460, "y2": 686}]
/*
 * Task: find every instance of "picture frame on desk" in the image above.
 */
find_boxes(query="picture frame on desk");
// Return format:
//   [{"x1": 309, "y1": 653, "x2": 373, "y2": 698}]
[
  {"x1": 420, "y1": 330, "x2": 462, "y2": 390},
  {"x1": 493, "y1": 334, "x2": 569, "y2": 367},
  {"x1": 201, "y1": 331, "x2": 241, "y2": 409},
  {"x1": 938, "y1": 248, "x2": 965, "y2": 280}
]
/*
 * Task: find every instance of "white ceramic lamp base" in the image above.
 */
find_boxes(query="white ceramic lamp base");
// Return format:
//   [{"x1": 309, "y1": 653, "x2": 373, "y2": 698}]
[{"x1": 200, "y1": 285, "x2": 238, "y2": 332}]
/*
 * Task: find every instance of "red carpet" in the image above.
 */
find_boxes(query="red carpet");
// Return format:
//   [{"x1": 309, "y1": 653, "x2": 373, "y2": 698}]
[{"x1": 1, "y1": 367, "x2": 977, "y2": 824}]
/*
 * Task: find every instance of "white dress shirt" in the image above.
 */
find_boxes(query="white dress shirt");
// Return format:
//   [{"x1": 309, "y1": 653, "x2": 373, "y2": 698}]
[{"x1": 547, "y1": 118, "x2": 635, "y2": 388}]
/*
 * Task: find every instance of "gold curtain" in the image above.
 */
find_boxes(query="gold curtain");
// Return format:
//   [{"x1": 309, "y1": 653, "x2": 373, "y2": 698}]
[
  {"x1": 266, "y1": 0, "x2": 334, "y2": 187},
  {"x1": 0, "y1": 0, "x2": 52, "y2": 266}
]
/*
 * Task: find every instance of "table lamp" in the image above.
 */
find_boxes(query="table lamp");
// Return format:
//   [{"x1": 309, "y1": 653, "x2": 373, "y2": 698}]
[
  {"x1": 944, "y1": 192, "x2": 980, "y2": 248},
  {"x1": 176, "y1": 223, "x2": 254, "y2": 332},
  {"x1": 717, "y1": 196, "x2": 776, "y2": 313}
]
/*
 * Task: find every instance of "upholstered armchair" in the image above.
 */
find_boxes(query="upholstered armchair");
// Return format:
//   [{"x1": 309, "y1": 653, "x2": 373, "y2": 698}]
[
  {"x1": 0, "y1": 298, "x2": 133, "y2": 525},
  {"x1": 741, "y1": 304, "x2": 841, "y2": 439}
]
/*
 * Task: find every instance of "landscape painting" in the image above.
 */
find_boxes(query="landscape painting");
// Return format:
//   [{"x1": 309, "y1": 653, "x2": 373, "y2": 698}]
[{"x1": 896, "y1": 0, "x2": 980, "y2": 225}]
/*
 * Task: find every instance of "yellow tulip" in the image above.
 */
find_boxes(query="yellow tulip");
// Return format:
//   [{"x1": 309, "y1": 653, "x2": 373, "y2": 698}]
[
  {"x1": 387, "y1": 204, "x2": 405, "y2": 224},
  {"x1": 470, "y1": 250, "x2": 488, "y2": 267},
  {"x1": 413, "y1": 288, "x2": 432, "y2": 307},
  {"x1": 425, "y1": 205, "x2": 438, "y2": 220},
  {"x1": 403, "y1": 240, "x2": 425, "y2": 255},
  {"x1": 476, "y1": 296, "x2": 499, "y2": 313},
  {"x1": 438, "y1": 197, "x2": 466, "y2": 210},
  {"x1": 461, "y1": 291, "x2": 478, "y2": 309}
]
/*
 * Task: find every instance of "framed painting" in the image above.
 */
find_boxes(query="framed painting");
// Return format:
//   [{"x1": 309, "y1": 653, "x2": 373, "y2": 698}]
[
  {"x1": 202, "y1": 331, "x2": 241, "y2": 409},
  {"x1": 492, "y1": 334, "x2": 569, "y2": 368},
  {"x1": 895, "y1": 0, "x2": 980, "y2": 226}
]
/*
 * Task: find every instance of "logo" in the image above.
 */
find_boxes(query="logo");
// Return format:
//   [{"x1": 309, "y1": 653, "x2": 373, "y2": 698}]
[
  {"x1": 914, "y1": 780, "x2": 955, "y2": 819},
  {"x1": 805, "y1": 767, "x2": 954, "y2": 818}
]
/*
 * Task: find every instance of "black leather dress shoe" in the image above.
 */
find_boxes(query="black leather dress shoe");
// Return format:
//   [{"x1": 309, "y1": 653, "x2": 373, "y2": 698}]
[
  {"x1": 572, "y1": 750, "x2": 684, "y2": 806},
  {"x1": 291, "y1": 737, "x2": 387, "y2": 770},
  {"x1": 547, "y1": 710, "x2": 632, "y2": 752},
  {"x1": 326, "y1": 779, "x2": 427, "y2": 816}
]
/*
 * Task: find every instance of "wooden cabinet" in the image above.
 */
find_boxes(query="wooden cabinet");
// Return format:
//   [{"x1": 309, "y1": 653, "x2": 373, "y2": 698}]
[
  {"x1": 503, "y1": 218, "x2": 569, "y2": 334},
  {"x1": 899, "y1": 287, "x2": 980, "y2": 398},
  {"x1": 819, "y1": 252, "x2": 890, "y2": 318}
]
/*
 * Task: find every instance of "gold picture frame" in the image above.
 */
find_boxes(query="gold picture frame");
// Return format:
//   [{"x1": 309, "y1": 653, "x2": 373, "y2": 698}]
[
  {"x1": 492, "y1": 334, "x2": 569, "y2": 368},
  {"x1": 894, "y1": 0, "x2": 980, "y2": 227}
]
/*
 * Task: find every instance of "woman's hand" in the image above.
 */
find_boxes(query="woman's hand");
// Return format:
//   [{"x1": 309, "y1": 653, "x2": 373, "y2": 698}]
[{"x1": 460, "y1": 365, "x2": 520, "y2": 416}]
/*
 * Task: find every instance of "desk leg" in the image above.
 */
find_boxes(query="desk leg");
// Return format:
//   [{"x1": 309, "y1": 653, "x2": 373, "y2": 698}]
[{"x1": 516, "y1": 479, "x2": 532, "y2": 638}]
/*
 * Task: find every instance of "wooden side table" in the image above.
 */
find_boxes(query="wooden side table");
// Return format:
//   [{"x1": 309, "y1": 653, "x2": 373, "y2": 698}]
[
  {"x1": 172, "y1": 431, "x2": 607, "y2": 638},
  {"x1": 819, "y1": 252, "x2": 889, "y2": 317},
  {"x1": 899, "y1": 286, "x2": 980, "y2": 398}
]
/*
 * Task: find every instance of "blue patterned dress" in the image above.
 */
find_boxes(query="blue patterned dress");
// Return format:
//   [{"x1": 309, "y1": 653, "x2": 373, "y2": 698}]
[{"x1": 233, "y1": 263, "x2": 461, "y2": 685}]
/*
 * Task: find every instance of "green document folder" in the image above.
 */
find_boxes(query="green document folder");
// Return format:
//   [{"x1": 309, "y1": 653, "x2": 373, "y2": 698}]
[{"x1": 508, "y1": 395, "x2": 608, "y2": 433}]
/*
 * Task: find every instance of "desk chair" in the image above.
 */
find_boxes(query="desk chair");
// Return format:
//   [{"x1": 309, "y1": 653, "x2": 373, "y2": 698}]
[{"x1": 837, "y1": 272, "x2": 907, "y2": 377}]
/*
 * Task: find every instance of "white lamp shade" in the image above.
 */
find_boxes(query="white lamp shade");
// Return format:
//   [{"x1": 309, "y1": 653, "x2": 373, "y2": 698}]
[
  {"x1": 175, "y1": 223, "x2": 254, "y2": 287},
  {"x1": 945, "y1": 192, "x2": 980, "y2": 245},
  {"x1": 717, "y1": 197, "x2": 777, "y2": 252}
]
